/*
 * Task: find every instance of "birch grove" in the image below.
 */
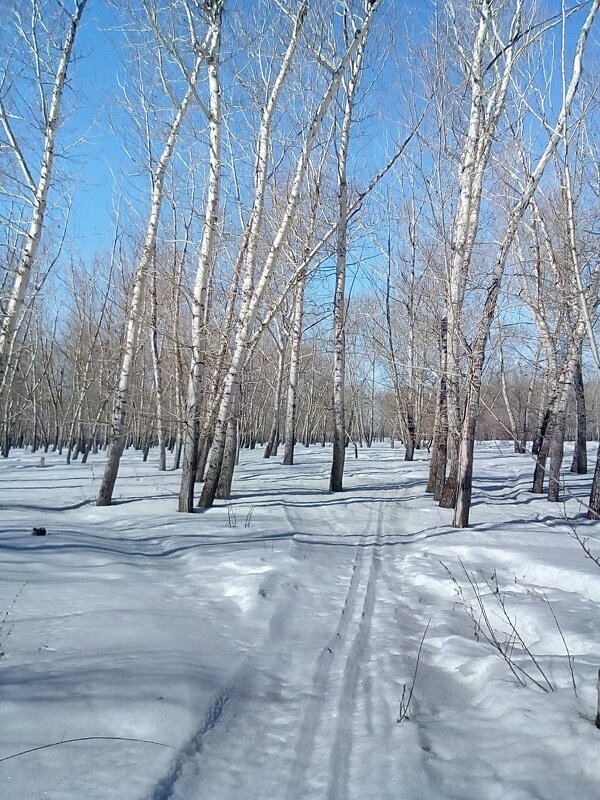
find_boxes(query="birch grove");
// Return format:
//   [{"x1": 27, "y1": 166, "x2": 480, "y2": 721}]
[
  {"x1": 199, "y1": 0, "x2": 383, "y2": 509},
  {"x1": 1, "y1": 0, "x2": 599, "y2": 529},
  {"x1": 97, "y1": 2, "x2": 212, "y2": 505}
]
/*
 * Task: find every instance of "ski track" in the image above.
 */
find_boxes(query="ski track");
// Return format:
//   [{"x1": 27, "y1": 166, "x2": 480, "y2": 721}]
[
  {"x1": 326, "y1": 501, "x2": 384, "y2": 800},
  {"x1": 146, "y1": 560, "x2": 297, "y2": 800},
  {"x1": 284, "y1": 495, "x2": 389, "y2": 800},
  {"x1": 152, "y1": 477, "x2": 404, "y2": 800},
  {"x1": 149, "y1": 687, "x2": 232, "y2": 800},
  {"x1": 284, "y1": 504, "x2": 374, "y2": 800}
]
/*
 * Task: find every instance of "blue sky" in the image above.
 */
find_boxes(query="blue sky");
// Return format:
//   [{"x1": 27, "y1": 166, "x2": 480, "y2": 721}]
[{"x1": 66, "y1": 3, "x2": 124, "y2": 255}]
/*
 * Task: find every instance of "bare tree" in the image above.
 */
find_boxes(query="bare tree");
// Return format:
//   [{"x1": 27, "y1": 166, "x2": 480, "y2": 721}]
[
  {"x1": 177, "y1": 0, "x2": 224, "y2": 511},
  {"x1": 0, "y1": 0, "x2": 88, "y2": 390},
  {"x1": 97, "y1": 2, "x2": 211, "y2": 506},
  {"x1": 445, "y1": 0, "x2": 599, "y2": 526},
  {"x1": 199, "y1": 0, "x2": 383, "y2": 509},
  {"x1": 330, "y1": 8, "x2": 369, "y2": 493}
]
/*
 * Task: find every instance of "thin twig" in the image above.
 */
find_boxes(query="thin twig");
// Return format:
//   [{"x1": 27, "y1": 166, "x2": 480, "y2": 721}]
[
  {"x1": 0, "y1": 736, "x2": 175, "y2": 764},
  {"x1": 397, "y1": 618, "x2": 431, "y2": 723}
]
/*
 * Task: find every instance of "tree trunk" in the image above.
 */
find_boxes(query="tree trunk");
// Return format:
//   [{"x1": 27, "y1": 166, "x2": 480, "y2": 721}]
[
  {"x1": 200, "y1": 376, "x2": 239, "y2": 508},
  {"x1": 531, "y1": 382, "x2": 549, "y2": 456},
  {"x1": 587, "y1": 445, "x2": 600, "y2": 519},
  {"x1": 264, "y1": 335, "x2": 286, "y2": 459},
  {"x1": 453, "y1": 388, "x2": 478, "y2": 528},
  {"x1": 150, "y1": 257, "x2": 167, "y2": 472},
  {"x1": 547, "y1": 409, "x2": 567, "y2": 502},
  {"x1": 500, "y1": 345, "x2": 524, "y2": 452},
  {"x1": 330, "y1": 279, "x2": 346, "y2": 492},
  {"x1": 571, "y1": 357, "x2": 587, "y2": 474},
  {"x1": 532, "y1": 410, "x2": 554, "y2": 493},
  {"x1": 98, "y1": 47, "x2": 204, "y2": 507},
  {"x1": 439, "y1": 459, "x2": 458, "y2": 508},
  {"x1": 216, "y1": 387, "x2": 240, "y2": 500},
  {"x1": 547, "y1": 356, "x2": 582, "y2": 500},
  {"x1": 427, "y1": 317, "x2": 448, "y2": 499},
  {"x1": 177, "y1": 15, "x2": 222, "y2": 511},
  {"x1": 283, "y1": 272, "x2": 305, "y2": 465},
  {"x1": 330, "y1": 38, "x2": 366, "y2": 494}
]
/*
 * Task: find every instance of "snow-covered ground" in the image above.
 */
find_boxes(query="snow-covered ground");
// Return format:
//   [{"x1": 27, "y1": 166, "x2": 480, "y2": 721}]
[{"x1": 1, "y1": 442, "x2": 600, "y2": 800}]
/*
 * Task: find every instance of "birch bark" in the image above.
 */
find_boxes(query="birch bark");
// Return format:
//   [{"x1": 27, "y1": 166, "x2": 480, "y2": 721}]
[
  {"x1": 200, "y1": 0, "x2": 383, "y2": 509},
  {"x1": 97, "y1": 37, "x2": 205, "y2": 505},
  {"x1": 282, "y1": 267, "x2": 307, "y2": 466},
  {"x1": 178, "y1": 3, "x2": 223, "y2": 511},
  {"x1": 330, "y1": 39, "x2": 367, "y2": 493},
  {"x1": 0, "y1": 0, "x2": 88, "y2": 390}
]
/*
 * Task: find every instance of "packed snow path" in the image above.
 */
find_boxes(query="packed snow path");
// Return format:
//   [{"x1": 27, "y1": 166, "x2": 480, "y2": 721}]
[{"x1": 1, "y1": 443, "x2": 600, "y2": 799}]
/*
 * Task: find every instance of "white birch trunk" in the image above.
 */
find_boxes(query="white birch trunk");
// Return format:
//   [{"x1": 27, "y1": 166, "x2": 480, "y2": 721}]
[
  {"x1": 499, "y1": 346, "x2": 522, "y2": 453},
  {"x1": 150, "y1": 259, "x2": 167, "y2": 471},
  {"x1": 97, "y1": 49, "x2": 204, "y2": 506},
  {"x1": 442, "y1": 7, "x2": 490, "y2": 506},
  {"x1": 571, "y1": 356, "x2": 587, "y2": 474},
  {"x1": 330, "y1": 49, "x2": 364, "y2": 492},
  {"x1": 547, "y1": 327, "x2": 586, "y2": 501},
  {"x1": 178, "y1": 10, "x2": 223, "y2": 511},
  {"x1": 283, "y1": 267, "x2": 307, "y2": 465},
  {"x1": 195, "y1": 255, "x2": 242, "y2": 483},
  {"x1": 264, "y1": 332, "x2": 287, "y2": 459},
  {"x1": 0, "y1": 0, "x2": 87, "y2": 390}
]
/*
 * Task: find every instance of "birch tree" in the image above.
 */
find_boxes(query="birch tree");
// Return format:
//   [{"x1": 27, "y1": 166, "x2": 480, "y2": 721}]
[
  {"x1": 97, "y1": 2, "x2": 212, "y2": 505},
  {"x1": 177, "y1": 0, "x2": 223, "y2": 512},
  {"x1": 570, "y1": 350, "x2": 587, "y2": 475},
  {"x1": 198, "y1": 0, "x2": 383, "y2": 509},
  {"x1": 452, "y1": 0, "x2": 599, "y2": 526},
  {"x1": 282, "y1": 155, "x2": 328, "y2": 466},
  {"x1": 435, "y1": 0, "x2": 526, "y2": 510},
  {"x1": 0, "y1": 0, "x2": 87, "y2": 391},
  {"x1": 330, "y1": 11, "x2": 368, "y2": 493},
  {"x1": 558, "y1": 79, "x2": 600, "y2": 515}
]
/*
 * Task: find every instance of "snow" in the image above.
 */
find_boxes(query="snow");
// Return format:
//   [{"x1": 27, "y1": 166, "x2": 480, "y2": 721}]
[{"x1": 1, "y1": 442, "x2": 600, "y2": 800}]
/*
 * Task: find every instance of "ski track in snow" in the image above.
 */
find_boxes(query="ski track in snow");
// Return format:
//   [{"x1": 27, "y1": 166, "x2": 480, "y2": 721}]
[
  {"x1": 147, "y1": 553, "x2": 298, "y2": 800},
  {"x1": 153, "y1": 485, "x2": 397, "y2": 800},
  {"x1": 325, "y1": 502, "x2": 384, "y2": 800},
  {"x1": 148, "y1": 461, "x2": 449, "y2": 800},
  {"x1": 284, "y1": 503, "x2": 373, "y2": 800},
  {"x1": 149, "y1": 687, "x2": 232, "y2": 800}
]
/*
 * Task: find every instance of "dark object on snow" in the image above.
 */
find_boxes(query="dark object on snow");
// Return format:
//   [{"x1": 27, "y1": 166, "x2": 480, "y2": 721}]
[{"x1": 32, "y1": 527, "x2": 47, "y2": 536}]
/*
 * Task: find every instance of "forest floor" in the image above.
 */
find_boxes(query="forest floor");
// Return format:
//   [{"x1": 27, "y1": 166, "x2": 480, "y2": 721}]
[{"x1": 1, "y1": 442, "x2": 600, "y2": 800}]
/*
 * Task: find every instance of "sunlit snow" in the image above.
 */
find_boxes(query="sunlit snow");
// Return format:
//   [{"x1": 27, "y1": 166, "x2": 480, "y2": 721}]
[{"x1": 1, "y1": 442, "x2": 599, "y2": 799}]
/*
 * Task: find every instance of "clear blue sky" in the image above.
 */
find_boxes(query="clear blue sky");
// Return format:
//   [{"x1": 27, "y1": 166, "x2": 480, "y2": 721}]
[{"x1": 67, "y1": 2, "x2": 125, "y2": 256}]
